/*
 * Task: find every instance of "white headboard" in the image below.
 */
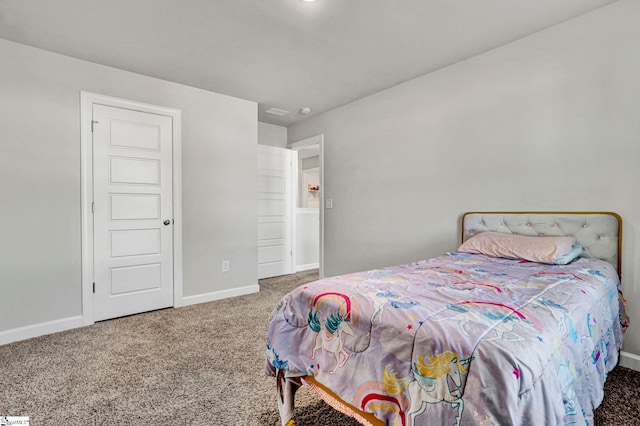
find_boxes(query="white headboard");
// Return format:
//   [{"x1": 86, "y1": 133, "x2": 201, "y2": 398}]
[{"x1": 462, "y1": 212, "x2": 622, "y2": 275}]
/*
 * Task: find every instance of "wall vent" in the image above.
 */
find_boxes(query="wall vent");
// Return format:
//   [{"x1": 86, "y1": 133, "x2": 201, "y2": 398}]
[{"x1": 265, "y1": 107, "x2": 290, "y2": 116}]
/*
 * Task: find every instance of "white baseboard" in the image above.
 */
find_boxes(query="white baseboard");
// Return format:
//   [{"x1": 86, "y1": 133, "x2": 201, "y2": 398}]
[
  {"x1": 0, "y1": 284, "x2": 261, "y2": 346},
  {"x1": 296, "y1": 263, "x2": 319, "y2": 272},
  {"x1": 620, "y1": 351, "x2": 640, "y2": 372},
  {"x1": 0, "y1": 315, "x2": 84, "y2": 346},
  {"x1": 182, "y1": 284, "x2": 260, "y2": 306}
]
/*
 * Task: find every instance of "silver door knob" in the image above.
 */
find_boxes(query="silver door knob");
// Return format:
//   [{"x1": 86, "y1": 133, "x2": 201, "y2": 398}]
[{"x1": 163, "y1": 220, "x2": 171, "y2": 226}]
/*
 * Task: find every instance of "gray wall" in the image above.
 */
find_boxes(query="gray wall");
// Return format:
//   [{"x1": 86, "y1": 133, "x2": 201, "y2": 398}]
[
  {"x1": 0, "y1": 39, "x2": 257, "y2": 332},
  {"x1": 288, "y1": 0, "x2": 640, "y2": 356},
  {"x1": 258, "y1": 122, "x2": 287, "y2": 148}
]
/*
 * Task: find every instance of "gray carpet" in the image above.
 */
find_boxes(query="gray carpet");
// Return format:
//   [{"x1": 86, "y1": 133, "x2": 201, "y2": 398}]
[{"x1": 0, "y1": 270, "x2": 637, "y2": 425}]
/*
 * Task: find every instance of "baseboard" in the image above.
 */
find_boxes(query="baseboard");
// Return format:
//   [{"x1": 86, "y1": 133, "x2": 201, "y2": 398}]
[
  {"x1": 0, "y1": 285, "x2": 261, "y2": 345},
  {"x1": 182, "y1": 284, "x2": 260, "y2": 306},
  {"x1": 619, "y1": 351, "x2": 640, "y2": 372},
  {"x1": 296, "y1": 263, "x2": 319, "y2": 272},
  {"x1": 0, "y1": 315, "x2": 84, "y2": 346}
]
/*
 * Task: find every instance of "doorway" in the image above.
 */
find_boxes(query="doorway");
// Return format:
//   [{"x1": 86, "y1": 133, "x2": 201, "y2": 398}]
[{"x1": 290, "y1": 135, "x2": 325, "y2": 278}]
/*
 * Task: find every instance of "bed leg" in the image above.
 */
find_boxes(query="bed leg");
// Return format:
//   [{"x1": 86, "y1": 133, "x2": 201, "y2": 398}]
[{"x1": 276, "y1": 369, "x2": 302, "y2": 426}]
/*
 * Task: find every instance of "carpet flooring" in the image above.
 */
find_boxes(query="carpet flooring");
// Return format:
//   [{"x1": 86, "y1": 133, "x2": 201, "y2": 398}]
[{"x1": 0, "y1": 269, "x2": 638, "y2": 425}]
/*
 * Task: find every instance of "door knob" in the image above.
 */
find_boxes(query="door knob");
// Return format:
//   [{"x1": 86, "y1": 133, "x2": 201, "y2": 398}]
[{"x1": 163, "y1": 219, "x2": 171, "y2": 226}]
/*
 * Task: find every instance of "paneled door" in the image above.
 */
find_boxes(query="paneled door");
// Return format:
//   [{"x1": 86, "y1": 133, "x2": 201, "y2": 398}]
[
  {"x1": 258, "y1": 145, "x2": 292, "y2": 279},
  {"x1": 92, "y1": 104, "x2": 174, "y2": 321}
]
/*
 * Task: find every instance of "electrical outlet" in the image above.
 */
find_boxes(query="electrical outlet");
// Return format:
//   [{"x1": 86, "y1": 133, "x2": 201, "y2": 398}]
[{"x1": 222, "y1": 260, "x2": 230, "y2": 272}]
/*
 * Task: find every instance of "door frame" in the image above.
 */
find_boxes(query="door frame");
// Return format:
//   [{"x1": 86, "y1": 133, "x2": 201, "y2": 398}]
[
  {"x1": 80, "y1": 92, "x2": 183, "y2": 325},
  {"x1": 289, "y1": 134, "x2": 325, "y2": 278}
]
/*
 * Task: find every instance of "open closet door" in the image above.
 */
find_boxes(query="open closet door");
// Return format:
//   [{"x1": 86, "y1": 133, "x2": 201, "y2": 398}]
[{"x1": 257, "y1": 145, "x2": 293, "y2": 279}]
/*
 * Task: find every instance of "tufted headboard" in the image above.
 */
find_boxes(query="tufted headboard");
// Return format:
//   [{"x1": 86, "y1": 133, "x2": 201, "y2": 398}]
[{"x1": 462, "y1": 212, "x2": 622, "y2": 275}]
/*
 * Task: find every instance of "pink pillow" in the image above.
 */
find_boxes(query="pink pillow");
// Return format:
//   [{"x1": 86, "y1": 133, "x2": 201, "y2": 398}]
[{"x1": 458, "y1": 232, "x2": 577, "y2": 264}]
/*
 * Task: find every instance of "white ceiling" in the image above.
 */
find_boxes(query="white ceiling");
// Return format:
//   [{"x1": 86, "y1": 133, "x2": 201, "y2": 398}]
[{"x1": 0, "y1": 0, "x2": 617, "y2": 126}]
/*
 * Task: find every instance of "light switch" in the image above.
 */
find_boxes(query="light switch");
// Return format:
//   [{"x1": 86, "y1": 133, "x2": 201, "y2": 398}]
[{"x1": 325, "y1": 199, "x2": 333, "y2": 209}]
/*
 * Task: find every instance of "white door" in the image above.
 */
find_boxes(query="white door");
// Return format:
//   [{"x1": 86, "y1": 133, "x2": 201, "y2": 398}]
[
  {"x1": 258, "y1": 145, "x2": 293, "y2": 279},
  {"x1": 92, "y1": 104, "x2": 174, "y2": 321}
]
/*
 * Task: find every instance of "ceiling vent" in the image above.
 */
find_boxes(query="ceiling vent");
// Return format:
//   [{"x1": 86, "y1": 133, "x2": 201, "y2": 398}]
[{"x1": 265, "y1": 107, "x2": 290, "y2": 116}]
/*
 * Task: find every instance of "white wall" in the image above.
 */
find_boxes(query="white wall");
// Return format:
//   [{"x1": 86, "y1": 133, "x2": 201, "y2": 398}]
[
  {"x1": 0, "y1": 39, "x2": 257, "y2": 336},
  {"x1": 258, "y1": 122, "x2": 287, "y2": 148},
  {"x1": 295, "y1": 209, "x2": 320, "y2": 270},
  {"x1": 288, "y1": 0, "x2": 640, "y2": 359}
]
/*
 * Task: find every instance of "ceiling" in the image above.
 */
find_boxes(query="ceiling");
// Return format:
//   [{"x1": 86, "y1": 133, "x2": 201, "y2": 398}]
[{"x1": 0, "y1": 0, "x2": 617, "y2": 126}]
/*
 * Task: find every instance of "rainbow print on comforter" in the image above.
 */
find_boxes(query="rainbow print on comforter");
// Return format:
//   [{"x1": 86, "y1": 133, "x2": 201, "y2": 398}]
[{"x1": 266, "y1": 252, "x2": 628, "y2": 425}]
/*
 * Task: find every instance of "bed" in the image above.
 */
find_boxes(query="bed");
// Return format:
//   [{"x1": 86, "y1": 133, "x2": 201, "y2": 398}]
[{"x1": 265, "y1": 212, "x2": 628, "y2": 426}]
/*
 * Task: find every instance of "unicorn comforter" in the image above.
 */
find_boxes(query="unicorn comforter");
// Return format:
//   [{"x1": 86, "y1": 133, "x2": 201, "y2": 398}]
[{"x1": 265, "y1": 252, "x2": 628, "y2": 426}]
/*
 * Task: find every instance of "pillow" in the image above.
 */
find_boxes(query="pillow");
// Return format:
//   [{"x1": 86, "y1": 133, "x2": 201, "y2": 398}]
[
  {"x1": 551, "y1": 242, "x2": 583, "y2": 265},
  {"x1": 458, "y1": 232, "x2": 582, "y2": 265}
]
